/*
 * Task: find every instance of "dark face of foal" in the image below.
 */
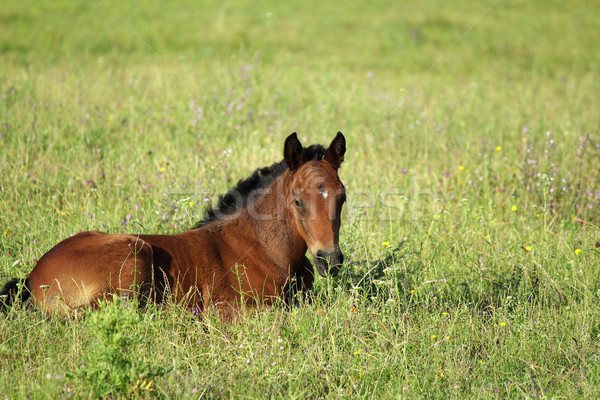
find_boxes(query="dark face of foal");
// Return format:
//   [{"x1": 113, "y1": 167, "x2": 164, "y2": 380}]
[{"x1": 284, "y1": 132, "x2": 346, "y2": 277}]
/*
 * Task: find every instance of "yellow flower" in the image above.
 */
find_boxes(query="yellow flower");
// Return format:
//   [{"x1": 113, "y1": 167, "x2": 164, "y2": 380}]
[
  {"x1": 189, "y1": 201, "x2": 195, "y2": 207},
  {"x1": 382, "y1": 241, "x2": 390, "y2": 246},
  {"x1": 353, "y1": 349, "x2": 362, "y2": 355},
  {"x1": 3, "y1": 231, "x2": 7, "y2": 236},
  {"x1": 575, "y1": 248, "x2": 582, "y2": 255},
  {"x1": 511, "y1": 205, "x2": 517, "y2": 211},
  {"x1": 136, "y1": 379, "x2": 154, "y2": 391},
  {"x1": 410, "y1": 289, "x2": 416, "y2": 294},
  {"x1": 459, "y1": 165, "x2": 465, "y2": 171},
  {"x1": 500, "y1": 322, "x2": 507, "y2": 326},
  {"x1": 495, "y1": 146, "x2": 502, "y2": 151},
  {"x1": 524, "y1": 246, "x2": 532, "y2": 252},
  {"x1": 442, "y1": 312, "x2": 449, "y2": 316},
  {"x1": 431, "y1": 335, "x2": 437, "y2": 340},
  {"x1": 160, "y1": 167, "x2": 166, "y2": 172}
]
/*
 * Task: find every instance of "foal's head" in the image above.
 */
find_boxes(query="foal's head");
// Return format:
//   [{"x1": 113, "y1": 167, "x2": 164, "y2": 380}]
[{"x1": 284, "y1": 132, "x2": 346, "y2": 277}]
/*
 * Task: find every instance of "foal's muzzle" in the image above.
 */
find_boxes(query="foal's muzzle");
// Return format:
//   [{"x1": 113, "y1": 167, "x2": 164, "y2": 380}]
[{"x1": 314, "y1": 250, "x2": 344, "y2": 277}]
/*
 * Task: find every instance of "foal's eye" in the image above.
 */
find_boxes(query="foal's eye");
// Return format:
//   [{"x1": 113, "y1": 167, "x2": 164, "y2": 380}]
[{"x1": 294, "y1": 199, "x2": 303, "y2": 208}]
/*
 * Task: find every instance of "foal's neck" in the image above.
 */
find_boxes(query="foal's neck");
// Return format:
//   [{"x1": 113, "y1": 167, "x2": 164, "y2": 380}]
[{"x1": 239, "y1": 172, "x2": 307, "y2": 268}]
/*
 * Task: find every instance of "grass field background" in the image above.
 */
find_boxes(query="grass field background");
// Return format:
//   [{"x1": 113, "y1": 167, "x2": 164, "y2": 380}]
[{"x1": 1, "y1": 0, "x2": 600, "y2": 398}]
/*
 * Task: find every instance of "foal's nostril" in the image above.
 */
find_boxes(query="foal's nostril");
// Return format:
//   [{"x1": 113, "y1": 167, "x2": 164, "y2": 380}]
[
  {"x1": 316, "y1": 250, "x2": 327, "y2": 261},
  {"x1": 315, "y1": 250, "x2": 344, "y2": 275}
]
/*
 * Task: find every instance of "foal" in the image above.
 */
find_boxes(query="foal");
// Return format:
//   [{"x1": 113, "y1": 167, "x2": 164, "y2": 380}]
[{"x1": 0, "y1": 132, "x2": 347, "y2": 317}]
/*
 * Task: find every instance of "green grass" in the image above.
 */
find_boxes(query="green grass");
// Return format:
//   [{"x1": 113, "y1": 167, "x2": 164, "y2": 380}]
[{"x1": 1, "y1": 0, "x2": 600, "y2": 398}]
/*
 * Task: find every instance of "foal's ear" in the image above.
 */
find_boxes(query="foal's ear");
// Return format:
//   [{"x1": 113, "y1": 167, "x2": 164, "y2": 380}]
[
  {"x1": 324, "y1": 132, "x2": 346, "y2": 170},
  {"x1": 284, "y1": 132, "x2": 304, "y2": 171}
]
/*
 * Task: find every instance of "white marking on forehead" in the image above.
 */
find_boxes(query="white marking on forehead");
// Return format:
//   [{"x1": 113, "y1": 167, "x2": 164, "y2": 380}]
[{"x1": 320, "y1": 188, "x2": 328, "y2": 199}]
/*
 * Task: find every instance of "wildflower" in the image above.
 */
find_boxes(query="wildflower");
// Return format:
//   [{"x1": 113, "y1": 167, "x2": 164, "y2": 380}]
[
  {"x1": 524, "y1": 246, "x2": 532, "y2": 252},
  {"x1": 500, "y1": 322, "x2": 507, "y2": 326},
  {"x1": 189, "y1": 201, "x2": 195, "y2": 207},
  {"x1": 575, "y1": 248, "x2": 582, "y2": 255},
  {"x1": 159, "y1": 167, "x2": 166, "y2": 172},
  {"x1": 3, "y1": 231, "x2": 7, "y2": 236},
  {"x1": 353, "y1": 349, "x2": 362, "y2": 355},
  {"x1": 495, "y1": 146, "x2": 502, "y2": 151},
  {"x1": 410, "y1": 289, "x2": 416, "y2": 294},
  {"x1": 511, "y1": 205, "x2": 517, "y2": 211},
  {"x1": 459, "y1": 165, "x2": 465, "y2": 171},
  {"x1": 442, "y1": 312, "x2": 449, "y2": 316},
  {"x1": 350, "y1": 303, "x2": 357, "y2": 312},
  {"x1": 136, "y1": 379, "x2": 154, "y2": 391},
  {"x1": 382, "y1": 241, "x2": 390, "y2": 246},
  {"x1": 431, "y1": 335, "x2": 437, "y2": 340}
]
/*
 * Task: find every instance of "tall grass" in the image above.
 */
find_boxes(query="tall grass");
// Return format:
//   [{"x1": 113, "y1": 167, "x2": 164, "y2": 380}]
[{"x1": 1, "y1": 0, "x2": 600, "y2": 398}]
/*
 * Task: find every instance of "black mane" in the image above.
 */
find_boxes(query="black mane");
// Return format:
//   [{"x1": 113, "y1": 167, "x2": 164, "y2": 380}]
[{"x1": 193, "y1": 144, "x2": 327, "y2": 228}]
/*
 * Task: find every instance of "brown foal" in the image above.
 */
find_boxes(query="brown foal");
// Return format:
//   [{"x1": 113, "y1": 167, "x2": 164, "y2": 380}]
[{"x1": 0, "y1": 132, "x2": 347, "y2": 317}]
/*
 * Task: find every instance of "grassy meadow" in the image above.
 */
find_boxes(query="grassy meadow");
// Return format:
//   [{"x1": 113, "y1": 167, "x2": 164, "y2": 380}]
[{"x1": 1, "y1": 0, "x2": 600, "y2": 398}]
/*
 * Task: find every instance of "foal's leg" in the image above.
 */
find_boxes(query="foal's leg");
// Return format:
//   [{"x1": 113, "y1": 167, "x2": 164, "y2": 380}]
[
  {"x1": 286, "y1": 256, "x2": 315, "y2": 306},
  {"x1": 27, "y1": 232, "x2": 154, "y2": 315}
]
